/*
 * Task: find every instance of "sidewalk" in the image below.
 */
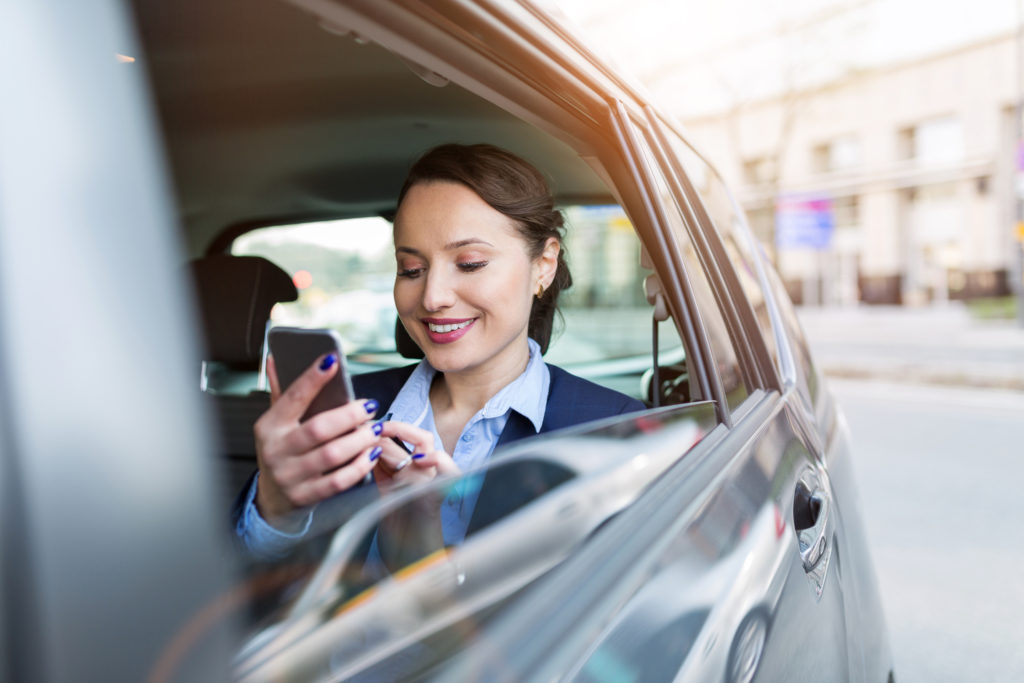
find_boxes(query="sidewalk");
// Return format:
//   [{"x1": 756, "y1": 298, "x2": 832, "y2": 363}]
[{"x1": 795, "y1": 302, "x2": 1024, "y2": 391}]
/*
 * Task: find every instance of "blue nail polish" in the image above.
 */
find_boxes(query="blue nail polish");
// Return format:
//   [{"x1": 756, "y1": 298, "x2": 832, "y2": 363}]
[
  {"x1": 319, "y1": 353, "x2": 337, "y2": 371},
  {"x1": 372, "y1": 422, "x2": 384, "y2": 436},
  {"x1": 412, "y1": 453, "x2": 426, "y2": 460},
  {"x1": 364, "y1": 399, "x2": 379, "y2": 414},
  {"x1": 369, "y1": 446, "x2": 382, "y2": 462}
]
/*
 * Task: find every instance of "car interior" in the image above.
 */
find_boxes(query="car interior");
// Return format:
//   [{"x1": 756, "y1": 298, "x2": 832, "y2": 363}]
[{"x1": 130, "y1": 0, "x2": 706, "y2": 507}]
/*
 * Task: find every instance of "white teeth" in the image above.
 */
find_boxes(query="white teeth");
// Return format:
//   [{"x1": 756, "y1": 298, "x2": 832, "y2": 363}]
[{"x1": 428, "y1": 320, "x2": 471, "y2": 333}]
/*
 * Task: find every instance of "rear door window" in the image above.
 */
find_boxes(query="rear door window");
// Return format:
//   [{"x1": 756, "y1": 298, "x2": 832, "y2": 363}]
[
  {"x1": 622, "y1": 117, "x2": 751, "y2": 415},
  {"x1": 658, "y1": 128, "x2": 786, "y2": 389},
  {"x1": 232, "y1": 204, "x2": 692, "y2": 405},
  {"x1": 232, "y1": 217, "x2": 399, "y2": 360}
]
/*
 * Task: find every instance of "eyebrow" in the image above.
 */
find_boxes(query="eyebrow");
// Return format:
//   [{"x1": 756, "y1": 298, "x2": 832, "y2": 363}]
[{"x1": 395, "y1": 238, "x2": 494, "y2": 255}]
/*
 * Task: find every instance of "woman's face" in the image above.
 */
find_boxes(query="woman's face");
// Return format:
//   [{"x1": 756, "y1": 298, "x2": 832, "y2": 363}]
[{"x1": 393, "y1": 181, "x2": 558, "y2": 379}]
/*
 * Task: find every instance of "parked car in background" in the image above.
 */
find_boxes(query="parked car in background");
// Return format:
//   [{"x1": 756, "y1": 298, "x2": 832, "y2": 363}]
[{"x1": 0, "y1": 0, "x2": 892, "y2": 681}]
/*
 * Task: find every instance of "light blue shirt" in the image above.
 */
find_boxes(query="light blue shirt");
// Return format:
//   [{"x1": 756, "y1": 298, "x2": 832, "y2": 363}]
[{"x1": 237, "y1": 338, "x2": 549, "y2": 556}]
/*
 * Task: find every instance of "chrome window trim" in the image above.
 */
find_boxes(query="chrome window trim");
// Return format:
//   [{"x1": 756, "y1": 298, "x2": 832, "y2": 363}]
[
  {"x1": 609, "y1": 101, "x2": 728, "y2": 423},
  {"x1": 646, "y1": 110, "x2": 783, "y2": 393}
]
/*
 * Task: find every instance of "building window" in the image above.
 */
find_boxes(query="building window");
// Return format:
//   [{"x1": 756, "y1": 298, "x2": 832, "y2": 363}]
[
  {"x1": 899, "y1": 116, "x2": 963, "y2": 164},
  {"x1": 812, "y1": 135, "x2": 860, "y2": 173},
  {"x1": 832, "y1": 195, "x2": 859, "y2": 228},
  {"x1": 742, "y1": 156, "x2": 776, "y2": 185}
]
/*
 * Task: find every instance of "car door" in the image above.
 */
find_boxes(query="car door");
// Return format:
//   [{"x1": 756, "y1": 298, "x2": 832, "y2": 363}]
[
  {"x1": 440, "y1": 101, "x2": 853, "y2": 682},
  {"x1": 651, "y1": 113, "x2": 891, "y2": 682},
  {"x1": 606, "y1": 104, "x2": 856, "y2": 679}
]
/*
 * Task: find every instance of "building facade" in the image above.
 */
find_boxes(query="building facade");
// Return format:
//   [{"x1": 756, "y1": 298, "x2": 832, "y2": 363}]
[{"x1": 680, "y1": 33, "x2": 1021, "y2": 305}]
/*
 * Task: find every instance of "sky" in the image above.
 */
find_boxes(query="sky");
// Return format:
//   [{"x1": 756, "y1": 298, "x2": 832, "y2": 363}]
[{"x1": 549, "y1": 0, "x2": 1020, "y2": 117}]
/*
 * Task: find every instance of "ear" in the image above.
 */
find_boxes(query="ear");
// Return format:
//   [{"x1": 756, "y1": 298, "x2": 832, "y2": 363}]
[{"x1": 534, "y1": 237, "x2": 560, "y2": 289}]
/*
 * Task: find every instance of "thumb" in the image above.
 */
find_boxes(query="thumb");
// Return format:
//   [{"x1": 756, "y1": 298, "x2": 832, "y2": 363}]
[{"x1": 412, "y1": 450, "x2": 461, "y2": 476}]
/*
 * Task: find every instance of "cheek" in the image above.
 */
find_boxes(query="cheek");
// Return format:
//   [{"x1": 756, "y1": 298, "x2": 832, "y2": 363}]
[
  {"x1": 475, "y1": 266, "x2": 533, "y2": 312},
  {"x1": 393, "y1": 280, "x2": 417, "y2": 314}
]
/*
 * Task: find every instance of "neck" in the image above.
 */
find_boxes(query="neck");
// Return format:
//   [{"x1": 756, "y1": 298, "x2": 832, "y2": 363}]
[{"x1": 431, "y1": 338, "x2": 531, "y2": 416}]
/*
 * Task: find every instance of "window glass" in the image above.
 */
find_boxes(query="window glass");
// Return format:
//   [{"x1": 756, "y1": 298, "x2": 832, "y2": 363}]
[
  {"x1": 629, "y1": 126, "x2": 749, "y2": 412},
  {"x1": 233, "y1": 206, "x2": 687, "y2": 403},
  {"x1": 760, "y1": 255, "x2": 820, "y2": 404},
  {"x1": 812, "y1": 135, "x2": 860, "y2": 173},
  {"x1": 233, "y1": 217, "x2": 399, "y2": 359},
  {"x1": 668, "y1": 134, "x2": 783, "y2": 380},
  {"x1": 900, "y1": 116, "x2": 963, "y2": 164},
  {"x1": 546, "y1": 205, "x2": 686, "y2": 403}
]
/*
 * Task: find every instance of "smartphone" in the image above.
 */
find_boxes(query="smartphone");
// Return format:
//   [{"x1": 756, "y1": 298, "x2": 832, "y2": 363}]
[{"x1": 268, "y1": 326, "x2": 354, "y2": 422}]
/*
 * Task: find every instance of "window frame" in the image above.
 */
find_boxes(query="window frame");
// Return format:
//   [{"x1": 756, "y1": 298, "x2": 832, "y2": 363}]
[
  {"x1": 607, "y1": 100, "x2": 750, "y2": 425},
  {"x1": 646, "y1": 112, "x2": 784, "y2": 397}
]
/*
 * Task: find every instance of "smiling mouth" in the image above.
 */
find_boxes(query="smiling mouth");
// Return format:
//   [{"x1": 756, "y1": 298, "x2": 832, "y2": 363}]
[{"x1": 426, "y1": 320, "x2": 473, "y2": 333}]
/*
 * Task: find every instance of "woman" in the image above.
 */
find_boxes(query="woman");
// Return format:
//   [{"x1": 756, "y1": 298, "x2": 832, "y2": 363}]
[{"x1": 235, "y1": 144, "x2": 644, "y2": 556}]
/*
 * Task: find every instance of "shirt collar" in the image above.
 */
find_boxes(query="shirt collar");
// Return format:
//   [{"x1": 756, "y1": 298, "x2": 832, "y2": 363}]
[
  {"x1": 384, "y1": 338, "x2": 549, "y2": 432},
  {"x1": 481, "y1": 337, "x2": 548, "y2": 432}
]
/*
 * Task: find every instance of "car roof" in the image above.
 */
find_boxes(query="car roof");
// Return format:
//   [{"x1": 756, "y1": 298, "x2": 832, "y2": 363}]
[{"x1": 132, "y1": 0, "x2": 617, "y2": 256}]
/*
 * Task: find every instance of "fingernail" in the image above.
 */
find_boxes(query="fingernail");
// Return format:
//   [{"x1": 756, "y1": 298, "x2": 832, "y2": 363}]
[
  {"x1": 369, "y1": 446, "x2": 382, "y2": 462},
  {"x1": 412, "y1": 453, "x2": 426, "y2": 460},
  {"x1": 319, "y1": 353, "x2": 337, "y2": 372},
  {"x1": 364, "y1": 399, "x2": 379, "y2": 414},
  {"x1": 372, "y1": 422, "x2": 383, "y2": 436}
]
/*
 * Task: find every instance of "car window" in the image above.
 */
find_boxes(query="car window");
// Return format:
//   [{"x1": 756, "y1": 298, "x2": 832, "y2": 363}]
[
  {"x1": 664, "y1": 133, "x2": 785, "y2": 384},
  {"x1": 232, "y1": 217, "x2": 402, "y2": 364},
  {"x1": 548, "y1": 205, "x2": 688, "y2": 403},
  {"x1": 625, "y1": 121, "x2": 751, "y2": 414},
  {"x1": 232, "y1": 205, "x2": 689, "y2": 404},
  {"x1": 759, "y1": 253, "x2": 821, "y2": 404}
]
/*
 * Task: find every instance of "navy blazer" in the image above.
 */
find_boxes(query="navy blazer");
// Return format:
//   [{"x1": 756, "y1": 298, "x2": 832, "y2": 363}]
[
  {"x1": 354, "y1": 363, "x2": 645, "y2": 538},
  {"x1": 353, "y1": 362, "x2": 645, "y2": 447},
  {"x1": 233, "y1": 363, "x2": 645, "y2": 544}
]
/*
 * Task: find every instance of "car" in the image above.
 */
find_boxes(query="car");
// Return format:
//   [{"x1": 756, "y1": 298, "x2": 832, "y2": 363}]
[{"x1": 0, "y1": 0, "x2": 893, "y2": 681}]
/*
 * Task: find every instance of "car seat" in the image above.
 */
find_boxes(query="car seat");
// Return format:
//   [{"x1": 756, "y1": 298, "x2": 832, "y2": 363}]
[{"x1": 188, "y1": 253, "x2": 298, "y2": 497}]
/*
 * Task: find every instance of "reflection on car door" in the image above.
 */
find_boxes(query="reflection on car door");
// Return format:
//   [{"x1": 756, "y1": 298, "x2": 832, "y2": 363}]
[{"x1": 558, "y1": 105, "x2": 854, "y2": 681}]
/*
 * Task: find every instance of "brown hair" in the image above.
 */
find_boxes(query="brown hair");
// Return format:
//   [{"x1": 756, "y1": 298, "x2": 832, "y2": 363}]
[{"x1": 397, "y1": 143, "x2": 571, "y2": 354}]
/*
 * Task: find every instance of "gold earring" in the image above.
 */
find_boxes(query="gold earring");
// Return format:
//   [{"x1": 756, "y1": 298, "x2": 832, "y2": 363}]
[{"x1": 536, "y1": 284, "x2": 545, "y2": 299}]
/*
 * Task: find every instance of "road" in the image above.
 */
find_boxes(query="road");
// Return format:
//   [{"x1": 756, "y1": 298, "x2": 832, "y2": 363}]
[
  {"x1": 829, "y1": 378, "x2": 1024, "y2": 682},
  {"x1": 798, "y1": 305, "x2": 1024, "y2": 390}
]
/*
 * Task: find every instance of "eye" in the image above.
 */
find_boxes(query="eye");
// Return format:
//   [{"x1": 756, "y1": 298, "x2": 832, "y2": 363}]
[
  {"x1": 457, "y1": 261, "x2": 487, "y2": 272},
  {"x1": 397, "y1": 267, "x2": 424, "y2": 279}
]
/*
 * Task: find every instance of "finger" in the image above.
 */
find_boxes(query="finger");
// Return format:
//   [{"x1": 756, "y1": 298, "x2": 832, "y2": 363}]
[
  {"x1": 410, "y1": 449, "x2": 461, "y2": 476},
  {"x1": 290, "y1": 447, "x2": 377, "y2": 507},
  {"x1": 267, "y1": 355, "x2": 281, "y2": 403},
  {"x1": 276, "y1": 422, "x2": 381, "y2": 486},
  {"x1": 274, "y1": 353, "x2": 341, "y2": 423},
  {"x1": 281, "y1": 398, "x2": 380, "y2": 454},
  {"x1": 375, "y1": 434, "x2": 415, "y2": 466},
  {"x1": 379, "y1": 421, "x2": 437, "y2": 457}
]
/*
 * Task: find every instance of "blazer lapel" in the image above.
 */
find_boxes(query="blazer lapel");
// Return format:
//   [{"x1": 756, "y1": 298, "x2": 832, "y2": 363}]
[{"x1": 494, "y1": 409, "x2": 540, "y2": 449}]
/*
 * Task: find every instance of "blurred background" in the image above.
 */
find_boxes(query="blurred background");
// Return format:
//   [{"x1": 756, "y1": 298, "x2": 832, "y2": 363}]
[{"x1": 551, "y1": 1, "x2": 1024, "y2": 681}]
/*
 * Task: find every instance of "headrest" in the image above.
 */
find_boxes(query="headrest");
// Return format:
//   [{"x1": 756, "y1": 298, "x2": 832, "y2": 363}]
[{"x1": 189, "y1": 254, "x2": 298, "y2": 365}]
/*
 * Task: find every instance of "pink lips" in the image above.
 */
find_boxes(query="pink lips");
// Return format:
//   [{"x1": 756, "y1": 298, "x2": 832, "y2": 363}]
[{"x1": 422, "y1": 317, "x2": 475, "y2": 344}]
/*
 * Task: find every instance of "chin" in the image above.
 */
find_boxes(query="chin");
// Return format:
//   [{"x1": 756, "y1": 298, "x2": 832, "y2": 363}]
[{"x1": 423, "y1": 349, "x2": 475, "y2": 374}]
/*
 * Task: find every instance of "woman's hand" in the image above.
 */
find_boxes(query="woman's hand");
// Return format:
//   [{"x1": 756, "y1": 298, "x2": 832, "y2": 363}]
[
  {"x1": 372, "y1": 421, "x2": 459, "y2": 569},
  {"x1": 253, "y1": 353, "x2": 380, "y2": 528},
  {"x1": 372, "y1": 420, "x2": 460, "y2": 494}
]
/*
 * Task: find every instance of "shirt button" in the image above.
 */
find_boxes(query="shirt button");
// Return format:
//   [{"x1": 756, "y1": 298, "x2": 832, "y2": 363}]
[{"x1": 461, "y1": 433, "x2": 472, "y2": 442}]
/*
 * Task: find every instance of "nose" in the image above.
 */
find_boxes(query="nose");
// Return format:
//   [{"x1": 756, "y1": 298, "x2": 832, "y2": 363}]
[{"x1": 421, "y1": 267, "x2": 456, "y2": 312}]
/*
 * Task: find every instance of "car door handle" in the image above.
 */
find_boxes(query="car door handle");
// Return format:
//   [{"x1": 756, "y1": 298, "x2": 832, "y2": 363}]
[{"x1": 792, "y1": 466, "x2": 834, "y2": 595}]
